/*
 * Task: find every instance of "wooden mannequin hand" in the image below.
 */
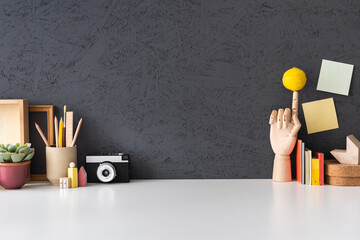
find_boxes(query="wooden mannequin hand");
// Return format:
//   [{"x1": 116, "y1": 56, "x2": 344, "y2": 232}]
[
  {"x1": 269, "y1": 108, "x2": 301, "y2": 156},
  {"x1": 269, "y1": 107, "x2": 301, "y2": 182}
]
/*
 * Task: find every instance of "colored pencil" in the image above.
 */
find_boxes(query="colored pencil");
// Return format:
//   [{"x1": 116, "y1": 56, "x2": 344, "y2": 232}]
[
  {"x1": 35, "y1": 122, "x2": 49, "y2": 146},
  {"x1": 63, "y1": 105, "x2": 66, "y2": 146},
  {"x1": 71, "y1": 118, "x2": 83, "y2": 147},
  {"x1": 59, "y1": 118, "x2": 64, "y2": 148},
  {"x1": 54, "y1": 116, "x2": 59, "y2": 147}
]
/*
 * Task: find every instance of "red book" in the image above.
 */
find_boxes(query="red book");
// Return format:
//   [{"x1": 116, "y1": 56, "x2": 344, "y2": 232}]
[
  {"x1": 313, "y1": 152, "x2": 324, "y2": 185},
  {"x1": 296, "y1": 139, "x2": 302, "y2": 183}
]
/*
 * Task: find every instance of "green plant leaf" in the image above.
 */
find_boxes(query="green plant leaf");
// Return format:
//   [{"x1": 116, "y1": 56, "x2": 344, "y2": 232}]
[
  {"x1": 11, "y1": 153, "x2": 25, "y2": 163},
  {"x1": 23, "y1": 152, "x2": 34, "y2": 161},
  {"x1": 16, "y1": 145, "x2": 26, "y2": 153},
  {"x1": 7, "y1": 144, "x2": 17, "y2": 153},
  {"x1": 19, "y1": 147, "x2": 30, "y2": 155},
  {"x1": 0, "y1": 153, "x2": 11, "y2": 161}
]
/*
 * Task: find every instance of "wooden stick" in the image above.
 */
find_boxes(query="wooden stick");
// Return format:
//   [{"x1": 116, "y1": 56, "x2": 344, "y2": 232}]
[
  {"x1": 54, "y1": 117, "x2": 59, "y2": 147},
  {"x1": 292, "y1": 91, "x2": 299, "y2": 117},
  {"x1": 66, "y1": 112, "x2": 74, "y2": 147},
  {"x1": 71, "y1": 118, "x2": 83, "y2": 147},
  {"x1": 34, "y1": 122, "x2": 49, "y2": 146}
]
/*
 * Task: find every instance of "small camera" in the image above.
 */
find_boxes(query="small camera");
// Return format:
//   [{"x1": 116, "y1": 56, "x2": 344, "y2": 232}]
[{"x1": 86, "y1": 153, "x2": 130, "y2": 183}]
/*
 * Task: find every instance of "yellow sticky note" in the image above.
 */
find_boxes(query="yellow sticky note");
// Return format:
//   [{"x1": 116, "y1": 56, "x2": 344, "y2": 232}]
[{"x1": 302, "y1": 98, "x2": 339, "y2": 134}]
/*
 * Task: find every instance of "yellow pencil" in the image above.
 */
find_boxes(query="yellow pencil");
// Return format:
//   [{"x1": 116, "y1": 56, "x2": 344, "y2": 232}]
[
  {"x1": 54, "y1": 116, "x2": 59, "y2": 147},
  {"x1": 59, "y1": 118, "x2": 64, "y2": 148}
]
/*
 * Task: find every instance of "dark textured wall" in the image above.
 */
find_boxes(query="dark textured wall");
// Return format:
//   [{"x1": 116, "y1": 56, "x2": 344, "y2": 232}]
[{"x1": 0, "y1": 0, "x2": 359, "y2": 178}]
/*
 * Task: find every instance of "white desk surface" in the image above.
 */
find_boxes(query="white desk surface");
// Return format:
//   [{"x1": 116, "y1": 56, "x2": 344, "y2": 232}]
[{"x1": 0, "y1": 179, "x2": 359, "y2": 240}]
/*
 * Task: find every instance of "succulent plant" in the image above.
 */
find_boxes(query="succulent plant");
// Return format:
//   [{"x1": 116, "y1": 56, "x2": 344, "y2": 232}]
[{"x1": 0, "y1": 143, "x2": 35, "y2": 163}]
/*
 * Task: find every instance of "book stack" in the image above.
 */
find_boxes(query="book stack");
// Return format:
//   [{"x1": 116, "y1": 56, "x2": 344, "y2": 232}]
[{"x1": 295, "y1": 139, "x2": 324, "y2": 185}]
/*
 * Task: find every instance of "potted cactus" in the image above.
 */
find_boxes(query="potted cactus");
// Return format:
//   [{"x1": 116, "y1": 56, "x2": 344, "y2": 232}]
[{"x1": 0, "y1": 143, "x2": 35, "y2": 189}]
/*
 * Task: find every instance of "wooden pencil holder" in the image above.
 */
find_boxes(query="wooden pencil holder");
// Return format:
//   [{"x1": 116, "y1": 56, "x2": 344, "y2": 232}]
[{"x1": 46, "y1": 146, "x2": 77, "y2": 186}]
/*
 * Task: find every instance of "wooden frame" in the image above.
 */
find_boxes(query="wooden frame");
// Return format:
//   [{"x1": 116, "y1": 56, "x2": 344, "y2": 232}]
[
  {"x1": 0, "y1": 99, "x2": 29, "y2": 144},
  {"x1": 29, "y1": 105, "x2": 54, "y2": 146},
  {"x1": 29, "y1": 105, "x2": 54, "y2": 181}
]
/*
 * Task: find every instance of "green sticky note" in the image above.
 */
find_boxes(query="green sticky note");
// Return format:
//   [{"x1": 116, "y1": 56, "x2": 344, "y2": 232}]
[{"x1": 316, "y1": 59, "x2": 354, "y2": 96}]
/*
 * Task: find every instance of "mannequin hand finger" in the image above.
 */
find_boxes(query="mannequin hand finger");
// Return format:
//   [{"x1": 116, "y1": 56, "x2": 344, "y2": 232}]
[
  {"x1": 290, "y1": 114, "x2": 301, "y2": 137},
  {"x1": 269, "y1": 110, "x2": 277, "y2": 125},
  {"x1": 283, "y1": 108, "x2": 291, "y2": 129},
  {"x1": 277, "y1": 108, "x2": 284, "y2": 129}
]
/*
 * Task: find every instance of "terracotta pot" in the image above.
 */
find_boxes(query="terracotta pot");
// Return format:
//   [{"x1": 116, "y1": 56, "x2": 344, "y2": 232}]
[
  {"x1": 0, "y1": 161, "x2": 31, "y2": 189},
  {"x1": 46, "y1": 146, "x2": 77, "y2": 185}
]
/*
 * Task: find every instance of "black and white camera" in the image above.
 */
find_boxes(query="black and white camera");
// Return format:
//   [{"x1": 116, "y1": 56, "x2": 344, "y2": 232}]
[{"x1": 86, "y1": 153, "x2": 130, "y2": 183}]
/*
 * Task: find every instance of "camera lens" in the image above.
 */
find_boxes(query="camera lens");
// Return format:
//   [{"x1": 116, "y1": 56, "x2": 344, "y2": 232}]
[
  {"x1": 96, "y1": 163, "x2": 117, "y2": 182},
  {"x1": 102, "y1": 169, "x2": 110, "y2": 177}
]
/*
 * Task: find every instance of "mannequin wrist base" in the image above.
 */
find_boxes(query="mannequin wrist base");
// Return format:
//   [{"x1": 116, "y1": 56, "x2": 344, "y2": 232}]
[{"x1": 272, "y1": 154, "x2": 292, "y2": 182}]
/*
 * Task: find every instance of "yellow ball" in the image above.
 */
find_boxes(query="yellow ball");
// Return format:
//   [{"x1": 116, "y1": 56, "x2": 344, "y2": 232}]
[{"x1": 282, "y1": 67, "x2": 307, "y2": 91}]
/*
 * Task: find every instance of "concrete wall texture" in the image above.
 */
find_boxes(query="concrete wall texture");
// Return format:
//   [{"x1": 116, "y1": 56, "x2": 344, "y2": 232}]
[{"x1": 0, "y1": 0, "x2": 359, "y2": 178}]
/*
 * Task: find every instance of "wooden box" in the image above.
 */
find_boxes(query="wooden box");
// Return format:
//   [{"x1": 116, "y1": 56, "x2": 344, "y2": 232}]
[{"x1": 0, "y1": 99, "x2": 29, "y2": 144}]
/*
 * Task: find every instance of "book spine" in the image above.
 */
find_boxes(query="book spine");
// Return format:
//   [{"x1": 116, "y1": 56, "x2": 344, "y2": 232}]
[
  {"x1": 305, "y1": 150, "x2": 310, "y2": 185},
  {"x1": 296, "y1": 140, "x2": 302, "y2": 183},
  {"x1": 310, "y1": 151, "x2": 312, "y2": 184},
  {"x1": 302, "y1": 143, "x2": 305, "y2": 184},
  {"x1": 313, "y1": 152, "x2": 325, "y2": 186},
  {"x1": 305, "y1": 149, "x2": 312, "y2": 185},
  {"x1": 319, "y1": 153, "x2": 324, "y2": 185},
  {"x1": 312, "y1": 158, "x2": 320, "y2": 185}
]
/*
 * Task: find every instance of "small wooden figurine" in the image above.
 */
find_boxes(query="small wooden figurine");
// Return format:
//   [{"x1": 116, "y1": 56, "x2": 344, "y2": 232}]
[
  {"x1": 269, "y1": 67, "x2": 306, "y2": 182},
  {"x1": 78, "y1": 166, "x2": 87, "y2": 187},
  {"x1": 331, "y1": 135, "x2": 360, "y2": 165},
  {"x1": 68, "y1": 162, "x2": 78, "y2": 188},
  {"x1": 59, "y1": 177, "x2": 70, "y2": 189}
]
